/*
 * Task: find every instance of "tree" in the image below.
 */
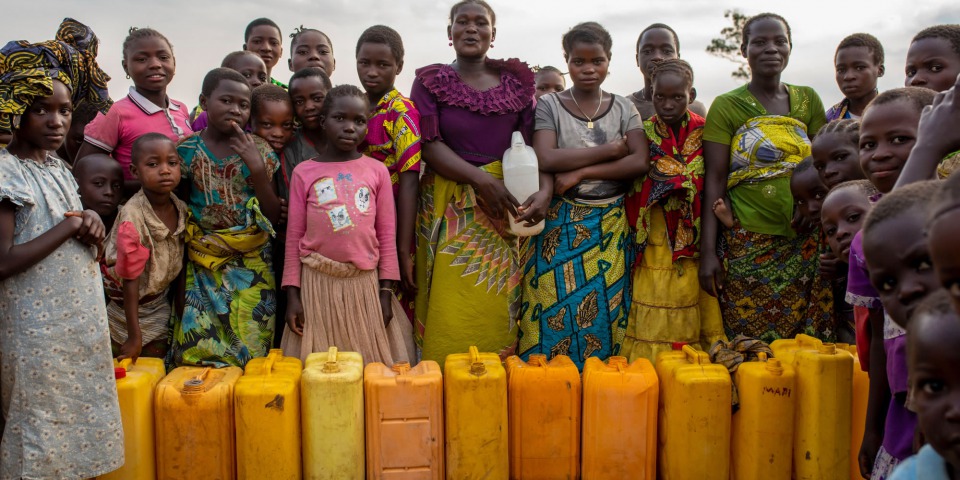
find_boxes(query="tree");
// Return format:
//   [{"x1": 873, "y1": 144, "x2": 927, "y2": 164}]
[{"x1": 706, "y1": 10, "x2": 750, "y2": 81}]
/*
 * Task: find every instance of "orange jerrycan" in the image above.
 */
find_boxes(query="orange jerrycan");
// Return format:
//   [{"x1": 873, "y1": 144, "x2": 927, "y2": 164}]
[
  {"x1": 156, "y1": 366, "x2": 243, "y2": 480},
  {"x1": 731, "y1": 352, "x2": 796, "y2": 480},
  {"x1": 793, "y1": 343, "x2": 853, "y2": 480},
  {"x1": 444, "y1": 346, "x2": 508, "y2": 480},
  {"x1": 302, "y1": 347, "x2": 364, "y2": 480},
  {"x1": 506, "y1": 354, "x2": 580, "y2": 480},
  {"x1": 582, "y1": 356, "x2": 658, "y2": 480},
  {"x1": 843, "y1": 344, "x2": 869, "y2": 480},
  {"x1": 658, "y1": 345, "x2": 731, "y2": 480},
  {"x1": 100, "y1": 358, "x2": 165, "y2": 480},
  {"x1": 364, "y1": 360, "x2": 444, "y2": 480},
  {"x1": 235, "y1": 349, "x2": 302, "y2": 480}
]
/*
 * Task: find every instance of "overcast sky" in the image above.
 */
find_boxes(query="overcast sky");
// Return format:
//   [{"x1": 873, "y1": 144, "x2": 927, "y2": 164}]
[{"x1": 3, "y1": 0, "x2": 958, "y2": 111}]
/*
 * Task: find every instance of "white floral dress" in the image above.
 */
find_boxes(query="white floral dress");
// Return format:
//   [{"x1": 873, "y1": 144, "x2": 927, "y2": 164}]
[{"x1": 0, "y1": 150, "x2": 123, "y2": 479}]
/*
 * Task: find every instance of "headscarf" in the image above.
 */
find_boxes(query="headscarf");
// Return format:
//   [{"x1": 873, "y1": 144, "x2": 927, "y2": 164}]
[{"x1": 0, "y1": 18, "x2": 112, "y2": 133}]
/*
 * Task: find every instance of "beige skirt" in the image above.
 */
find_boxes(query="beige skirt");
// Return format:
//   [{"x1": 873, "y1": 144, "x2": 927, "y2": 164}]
[{"x1": 281, "y1": 253, "x2": 415, "y2": 365}]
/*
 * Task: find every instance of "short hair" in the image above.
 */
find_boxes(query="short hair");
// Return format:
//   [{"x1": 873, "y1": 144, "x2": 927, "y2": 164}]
[
  {"x1": 356, "y1": 25, "x2": 404, "y2": 64},
  {"x1": 636, "y1": 23, "x2": 680, "y2": 55},
  {"x1": 221, "y1": 50, "x2": 262, "y2": 69},
  {"x1": 289, "y1": 26, "x2": 333, "y2": 52},
  {"x1": 865, "y1": 86, "x2": 937, "y2": 116},
  {"x1": 650, "y1": 58, "x2": 694, "y2": 89},
  {"x1": 73, "y1": 153, "x2": 123, "y2": 180},
  {"x1": 448, "y1": 0, "x2": 496, "y2": 26},
  {"x1": 72, "y1": 101, "x2": 100, "y2": 126},
  {"x1": 794, "y1": 156, "x2": 815, "y2": 174},
  {"x1": 562, "y1": 22, "x2": 613, "y2": 58},
  {"x1": 912, "y1": 289, "x2": 957, "y2": 324},
  {"x1": 836, "y1": 33, "x2": 885, "y2": 66},
  {"x1": 122, "y1": 27, "x2": 173, "y2": 59},
  {"x1": 244, "y1": 18, "x2": 281, "y2": 42},
  {"x1": 912, "y1": 24, "x2": 960, "y2": 58},
  {"x1": 251, "y1": 84, "x2": 291, "y2": 118},
  {"x1": 288, "y1": 67, "x2": 332, "y2": 91},
  {"x1": 200, "y1": 67, "x2": 249, "y2": 97},
  {"x1": 930, "y1": 168, "x2": 960, "y2": 224},
  {"x1": 319, "y1": 84, "x2": 369, "y2": 117},
  {"x1": 862, "y1": 180, "x2": 939, "y2": 238},
  {"x1": 825, "y1": 179, "x2": 879, "y2": 202},
  {"x1": 741, "y1": 13, "x2": 792, "y2": 47},
  {"x1": 131, "y1": 132, "x2": 175, "y2": 166},
  {"x1": 816, "y1": 118, "x2": 861, "y2": 148}
]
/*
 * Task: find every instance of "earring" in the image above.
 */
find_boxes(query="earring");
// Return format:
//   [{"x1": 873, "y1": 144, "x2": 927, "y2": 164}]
[
  {"x1": 125, "y1": 74, "x2": 130, "y2": 79},
  {"x1": 448, "y1": 40, "x2": 453, "y2": 46},
  {"x1": 491, "y1": 43, "x2": 495, "y2": 48}
]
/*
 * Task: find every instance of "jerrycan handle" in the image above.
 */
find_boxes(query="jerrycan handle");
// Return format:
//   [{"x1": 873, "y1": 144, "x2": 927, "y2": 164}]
[
  {"x1": 682, "y1": 344, "x2": 710, "y2": 365},
  {"x1": 607, "y1": 356, "x2": 628, "y2": 372},
  {"x1": 322, "y1": 346, "x2": 340, "y2": 373},
  {"x1": 261, "y1": 350, "x2": 280, "y2": 377},
  {"x1": 183, "y1": 367, "x2": 211, "y2": 394},
  {"x1": 117, "y1": 358, "x2": 133, "y2": 371},
  {"x1": 469, "y1": 346, "x2": 487, "y2": 376},
  {"x1": 528, "y1": 354, "x2": 548, "y2": 368},
  {"x1": 796, "y1": 334, "x2": 823, "y2": 349}
]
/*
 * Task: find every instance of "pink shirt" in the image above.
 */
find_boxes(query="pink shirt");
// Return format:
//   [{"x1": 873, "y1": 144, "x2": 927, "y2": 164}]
[
  {"x1": 84, "y1": 86, "x2": 192, "y2": 180},
  {"x1": 283, "y1": 155, "x2": 398, "y2": 287}
]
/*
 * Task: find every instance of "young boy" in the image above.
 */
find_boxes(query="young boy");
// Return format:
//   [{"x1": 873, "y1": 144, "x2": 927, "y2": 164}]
[
  {"x1": 828, "y1": 33, "x2": 885, "y2": 121},
  {"x1": 191, "y1": 51, "x2": 269, "y2": 131},
  {"x1": 629, "y1": 23, "x2": 707, "y2": 119},
  {"x1": 73, "y1": 153, "x2": 123, "y2": 232},
  {"x1": 243, "y1": 18, "x2": 285, "y2": 88}
]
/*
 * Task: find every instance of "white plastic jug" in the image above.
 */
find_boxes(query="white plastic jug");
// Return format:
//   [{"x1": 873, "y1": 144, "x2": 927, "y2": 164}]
[{"x1": 502, "y1": 131, "x2": 545, "y2": 236}]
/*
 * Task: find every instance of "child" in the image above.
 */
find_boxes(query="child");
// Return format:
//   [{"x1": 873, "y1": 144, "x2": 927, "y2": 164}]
[
  {"x1": 81, "y1": 27, "x2": 192, "y2": 196},
  {"x1": 811, "y1": 119, "x2": 867, "y2": 189},
  {"x1": 73, "y1": 153, "x2": 123, "y2": 233},
  {"x1": 622, "y1": 59, "x2": 724, "y2": 362},
  {"x1": 890, "y1": 290, "x2": 960, "y2": 480},
  {"x1": 859, "y1": 87, "x2": 936, "y2": 194},
  {"x1": 101, "y1": 133, "x2": 188, "y2": 362},
  {"x1": 828, "y1": 33, "x2": 885, "y2": 121},
  {"x1": 57, "y1": 101, "x2": 100, "y2": 165},
  {"x1": 243, "y1": 18, "x2": 286, "y2": 88},
  {"x1": 790, "y1": 156, "x2": 828, "y2": 232},
  {"x1": 0, "y1": 75, "x2": 122, "y2": 477},
  {"x1": 173, "y1": 67, "x2": 282, "y2": 368},
  {"x1": 630, "y1": 23, "x2": 707, "y2": 119},
  {"x1": 925, "y1": 95, "x2": 960, "y2": 313},
  {"x1": 356, "y1": 25, "x2": 422, "y2": 322},
  {"x1": 535, "y1": 66, "x2": 565, "y2": 98},
  {"x1": 289, "y1": 27, "x2": 336, "y2": 76},
  {"x1": 250, "y1": 84, "x2": 295, "y2": 153},
  {"x1": 280, "y1": 67, "x2": 332, "y2": 201},
  {"x1": 905, "y1": 25, "x2": 960, "y2": 93},
  {"x1": 281, "y1": 85, "x2": 409, "y2": 364},
  {"x1": 190, "y1": 51, "x2": 269, "y2": 131},
  {"x1": 860, "y1": 181, "x2": 942, "y2": 479},
  {"x1": 521, "y1": 22, "x2": 649, "y2": 369}
]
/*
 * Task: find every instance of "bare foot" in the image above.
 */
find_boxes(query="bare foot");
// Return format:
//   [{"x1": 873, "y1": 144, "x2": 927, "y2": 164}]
[{"x1": 713, "y1": 198, "x2": 734, "y2": 228}]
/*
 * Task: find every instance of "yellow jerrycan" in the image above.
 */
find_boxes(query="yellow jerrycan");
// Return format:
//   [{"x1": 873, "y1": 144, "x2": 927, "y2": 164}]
[
  {"x1": 235, "y1": 349, "x2": 303, "y2": 480},
  {"x1": 843, "y1": 344, "x2": 870, "y2": 480},
  {"x1": 155, "y1": 366, "x2": 243, "y2": 480},
  {"x1": 364, "y1": 360, "x2": 444, "y2": 480},
  {"x1": 582, "y1": 356, "x2": 658, "y2": 480},
  {"x1": 770, "y1": 333, "x2": 824, "y2": 366},
  {"x1": 301, "y1": 347, "x2": 365, "y2": 480},
  {"x1": 505, "y1": 354, "x2": 580, "y2": 480},
  {"x1": 793, "y1": 343, "x2": 853, "y2": 480},
  {"x1": 444, "y1": 346, "x2": 508, "y2": 480},
  {"x1": 658, "y1": 345, "x2": 731, "y2": 480},
  {"x1": 731, "y1": 352, "x2": 796, "y2": 480},
  {"x1": 100, "y1": 358, "x2": 165, "y2": 480}
]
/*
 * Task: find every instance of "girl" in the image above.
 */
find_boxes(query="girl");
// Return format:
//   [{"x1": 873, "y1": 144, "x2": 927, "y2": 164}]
[
  {"x1": 521, "y1": 21, "x2": 649, "y2": 368},
  {"x1": 80, "y1": 27, "x2": 192, "y2": 195},
  {"x1": 280, "y1": 67, "x2": 332, "y2": 201},
  {"x1": 622, "y1": 59, "x2": 723, "y2": 362},
  {"x1": 534, "y1": 66, "x2": 565, "y2": 98},
  {"x1": 251, "y1": 84, "x2": 295, "y2": 154},
  {"x1": 828, "y1": 33, "x2": 885, "y2": 121},
  {"x1": 282, "y1": 85, "x2": 408, "y2": 364},
  {"x1": 173, "y1": 67, "x2": 282, "y2": 367},
  {"x1": 190, "y1": 51, "x2": 269, "y2": 131},
  {"x1": 289, "y1": 27, "x2": 336, "y2": 76},
  {"x1": 102, "y1": 133, "x2": 188, "y2": 363},
  {"x1": 811, "y1": 119, "x2": 866, "y2": 189},
  {"x1": 630, "y1": 23, "x2": 707, "y2": 119},
  {"x1": 0, "y1": 76, "x2": 122, "y2": 477},
  {"x1": 859, "y1": 87, "x2": 935, "y2": 194},
  {"x1": 73, "y1": 152, "x2": 123, "y2": 232},
  {"x1": 243, "y1": 18, "x2": 285, "y2": 88},
  {"x1": 700, "y1": 12, "x2": 832, "y2": 343}
]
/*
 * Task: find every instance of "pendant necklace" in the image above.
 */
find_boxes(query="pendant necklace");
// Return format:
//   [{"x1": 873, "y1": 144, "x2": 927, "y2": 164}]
[{"x1": 570, "y1": 88, "x2": 603, "y2": 129}]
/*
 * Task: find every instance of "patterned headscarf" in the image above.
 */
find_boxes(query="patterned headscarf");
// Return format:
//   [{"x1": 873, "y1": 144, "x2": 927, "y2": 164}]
[{"x1": 0, "y1": 18, "x2": 112, "y2": 133}]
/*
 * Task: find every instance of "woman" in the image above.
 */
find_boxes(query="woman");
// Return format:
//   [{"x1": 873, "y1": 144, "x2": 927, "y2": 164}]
[
  {"x1": 700, "y1": 13, "x2": 833, "y2": 343},
  {"x1": 410, "y1": 0, "x2": 549, "y2": 367}
]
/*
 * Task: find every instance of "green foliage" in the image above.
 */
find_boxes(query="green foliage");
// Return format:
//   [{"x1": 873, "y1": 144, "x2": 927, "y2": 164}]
[{"x1": 706, "y1": 10, "x2": 751, "y2": 81}]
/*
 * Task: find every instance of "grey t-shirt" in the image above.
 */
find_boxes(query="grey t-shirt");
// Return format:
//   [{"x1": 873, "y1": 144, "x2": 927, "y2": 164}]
[{"x1": 535, "y1": 92, "x2": 642, "y2": 201}]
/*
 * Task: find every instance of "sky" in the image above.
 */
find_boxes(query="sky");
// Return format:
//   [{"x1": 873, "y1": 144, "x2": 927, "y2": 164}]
[{"x1": 3, "y1": 0, "x2": 958, "y2": 110}]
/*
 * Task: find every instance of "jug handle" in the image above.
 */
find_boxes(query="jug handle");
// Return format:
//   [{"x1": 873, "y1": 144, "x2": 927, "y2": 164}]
[
  {"x1": 528, "y1": 354, "x2": 548, "y2": 368},
  {"x1": 117, "y1": 358, "x2": 133, "y2": 371},
  {"x1": 262, "y1": 354, "x2": 277, "y2": 377},
  {"x1": 607, "y1": 356, "x2": 628, "y2": 372},
  {"x1": 468, "y1": 346, "x2": 487, "y2": 375},
  {"x1": 682, "y1": 344, "x2": 710, "y2": 365},
  {"x1": 796, "y1": 334, "x2": 822, "y2": 350},
  {"x1": 322, "y1": 346, "x2": 341, "y2": 373}
]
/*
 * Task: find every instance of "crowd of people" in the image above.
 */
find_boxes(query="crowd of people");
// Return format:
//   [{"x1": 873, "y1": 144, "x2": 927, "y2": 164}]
[{"x1": 0, "y1": 1, "x2": 959, "y2": 478}]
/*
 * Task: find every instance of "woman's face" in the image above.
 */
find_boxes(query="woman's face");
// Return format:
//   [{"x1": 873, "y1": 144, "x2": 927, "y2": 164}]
[
  {"x1": 741, "y1": 17, "x2": 791, "y2": 78},
  {"x1": 448, "y1": 3, "x2": 495, "y2": 59}
]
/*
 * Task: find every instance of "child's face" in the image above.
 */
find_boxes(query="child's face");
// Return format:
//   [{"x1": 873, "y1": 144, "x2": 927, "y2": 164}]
[
  {"x1": 322, "y1": 96, "x2": 368, "y2": 153},
  {"x1": 927, "y1": 206, "x2": 960, "y2": 313},
  {"x1": 535, "y1": 71, "x2": 565, "y2": 98},
  {"x1": 811, "y1": 132, "x2": 865, "y2": 189},
  {"x1": 123, "y1": 36, "x2": 175, "y2": 94},
  {"x1": 636, "y1": 28, "x2": 678, "y2": 79},
  {"x1": 905, "y1": 37, "x2": 960, "y2": 92},
  {"x1": 289, "y1": 77, "x2": 328, "y2": 132},
  {"x1": 566, "y1": 41, "x2": 609, "y2": 90},
  {"x1": 741, "y1": 18, "x2": 791, "y2": 77},
  {"x1": 356, "y1": 42, "x2": 401, "y2": 99},
  {"x1": 245, "y1": 25, "x2": 283, "y2": 71},
  {"x1": 858, "y1": 100, "x2": 919, "y2": 193},
  {"x1": 227, "y1": 54, "x2": 268, "y2": 90},
  {"x1": 130, "y1": 139, "x2": 180, "y2": 195},
  {"x1": 864, "y1": 211, "x2": 939, "y2": 327},
  {"x1": 651, "y1": 71, "x2": 692, "y2": 126},
  {"x1": 252, "y1": 100, "x2": 295, "y2": 152},
  {"x1": 75, "y1": 155, "x2": 122, "y2": 218},
  {"x1": 821, "y1": 188, "x2": 870, "y2": 260},
  {"x1": 200, "y1": 79, "x2": 252, "y2": 135},
  {"x1": 790, "y1": 166, "x2": 828, "y2": 228},
  {"x1": 908, "y1": 311, "x2": 960, "y2": 472},
  {"x1": 17, "y1": 80, "x2": 71, "y2": 153},
  {"x1": 289, "y1": 31, "x2": 335, "y2": 76},
  {"x1": 835, "y1": 46, "x2": 883, "y2": 102}
]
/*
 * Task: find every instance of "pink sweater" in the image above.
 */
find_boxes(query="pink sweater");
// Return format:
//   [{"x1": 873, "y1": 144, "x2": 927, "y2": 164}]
[{"x1": 283, "y1": 156, "x2": 398, "y2": 287}]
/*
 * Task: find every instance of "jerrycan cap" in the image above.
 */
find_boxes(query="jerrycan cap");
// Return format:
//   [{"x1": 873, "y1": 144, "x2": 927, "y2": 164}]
[
  {"x1": 671, "y1": 342, "x2": 688, "y2": 351},
  {"x1": 114, "y1": 367, "x2": 126, "y2": 380},
  {"x1": 510, "y1": 131, "x2": 525, "y2": 148},
  {"x1": 819, "y1": 343, "x2": 837, "y2": 355}
]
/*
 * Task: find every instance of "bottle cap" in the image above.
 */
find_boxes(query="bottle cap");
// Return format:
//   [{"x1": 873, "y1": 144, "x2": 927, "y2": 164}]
[{"x1": 114, "y1": 367, "x2": 126, "y2": 380}]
